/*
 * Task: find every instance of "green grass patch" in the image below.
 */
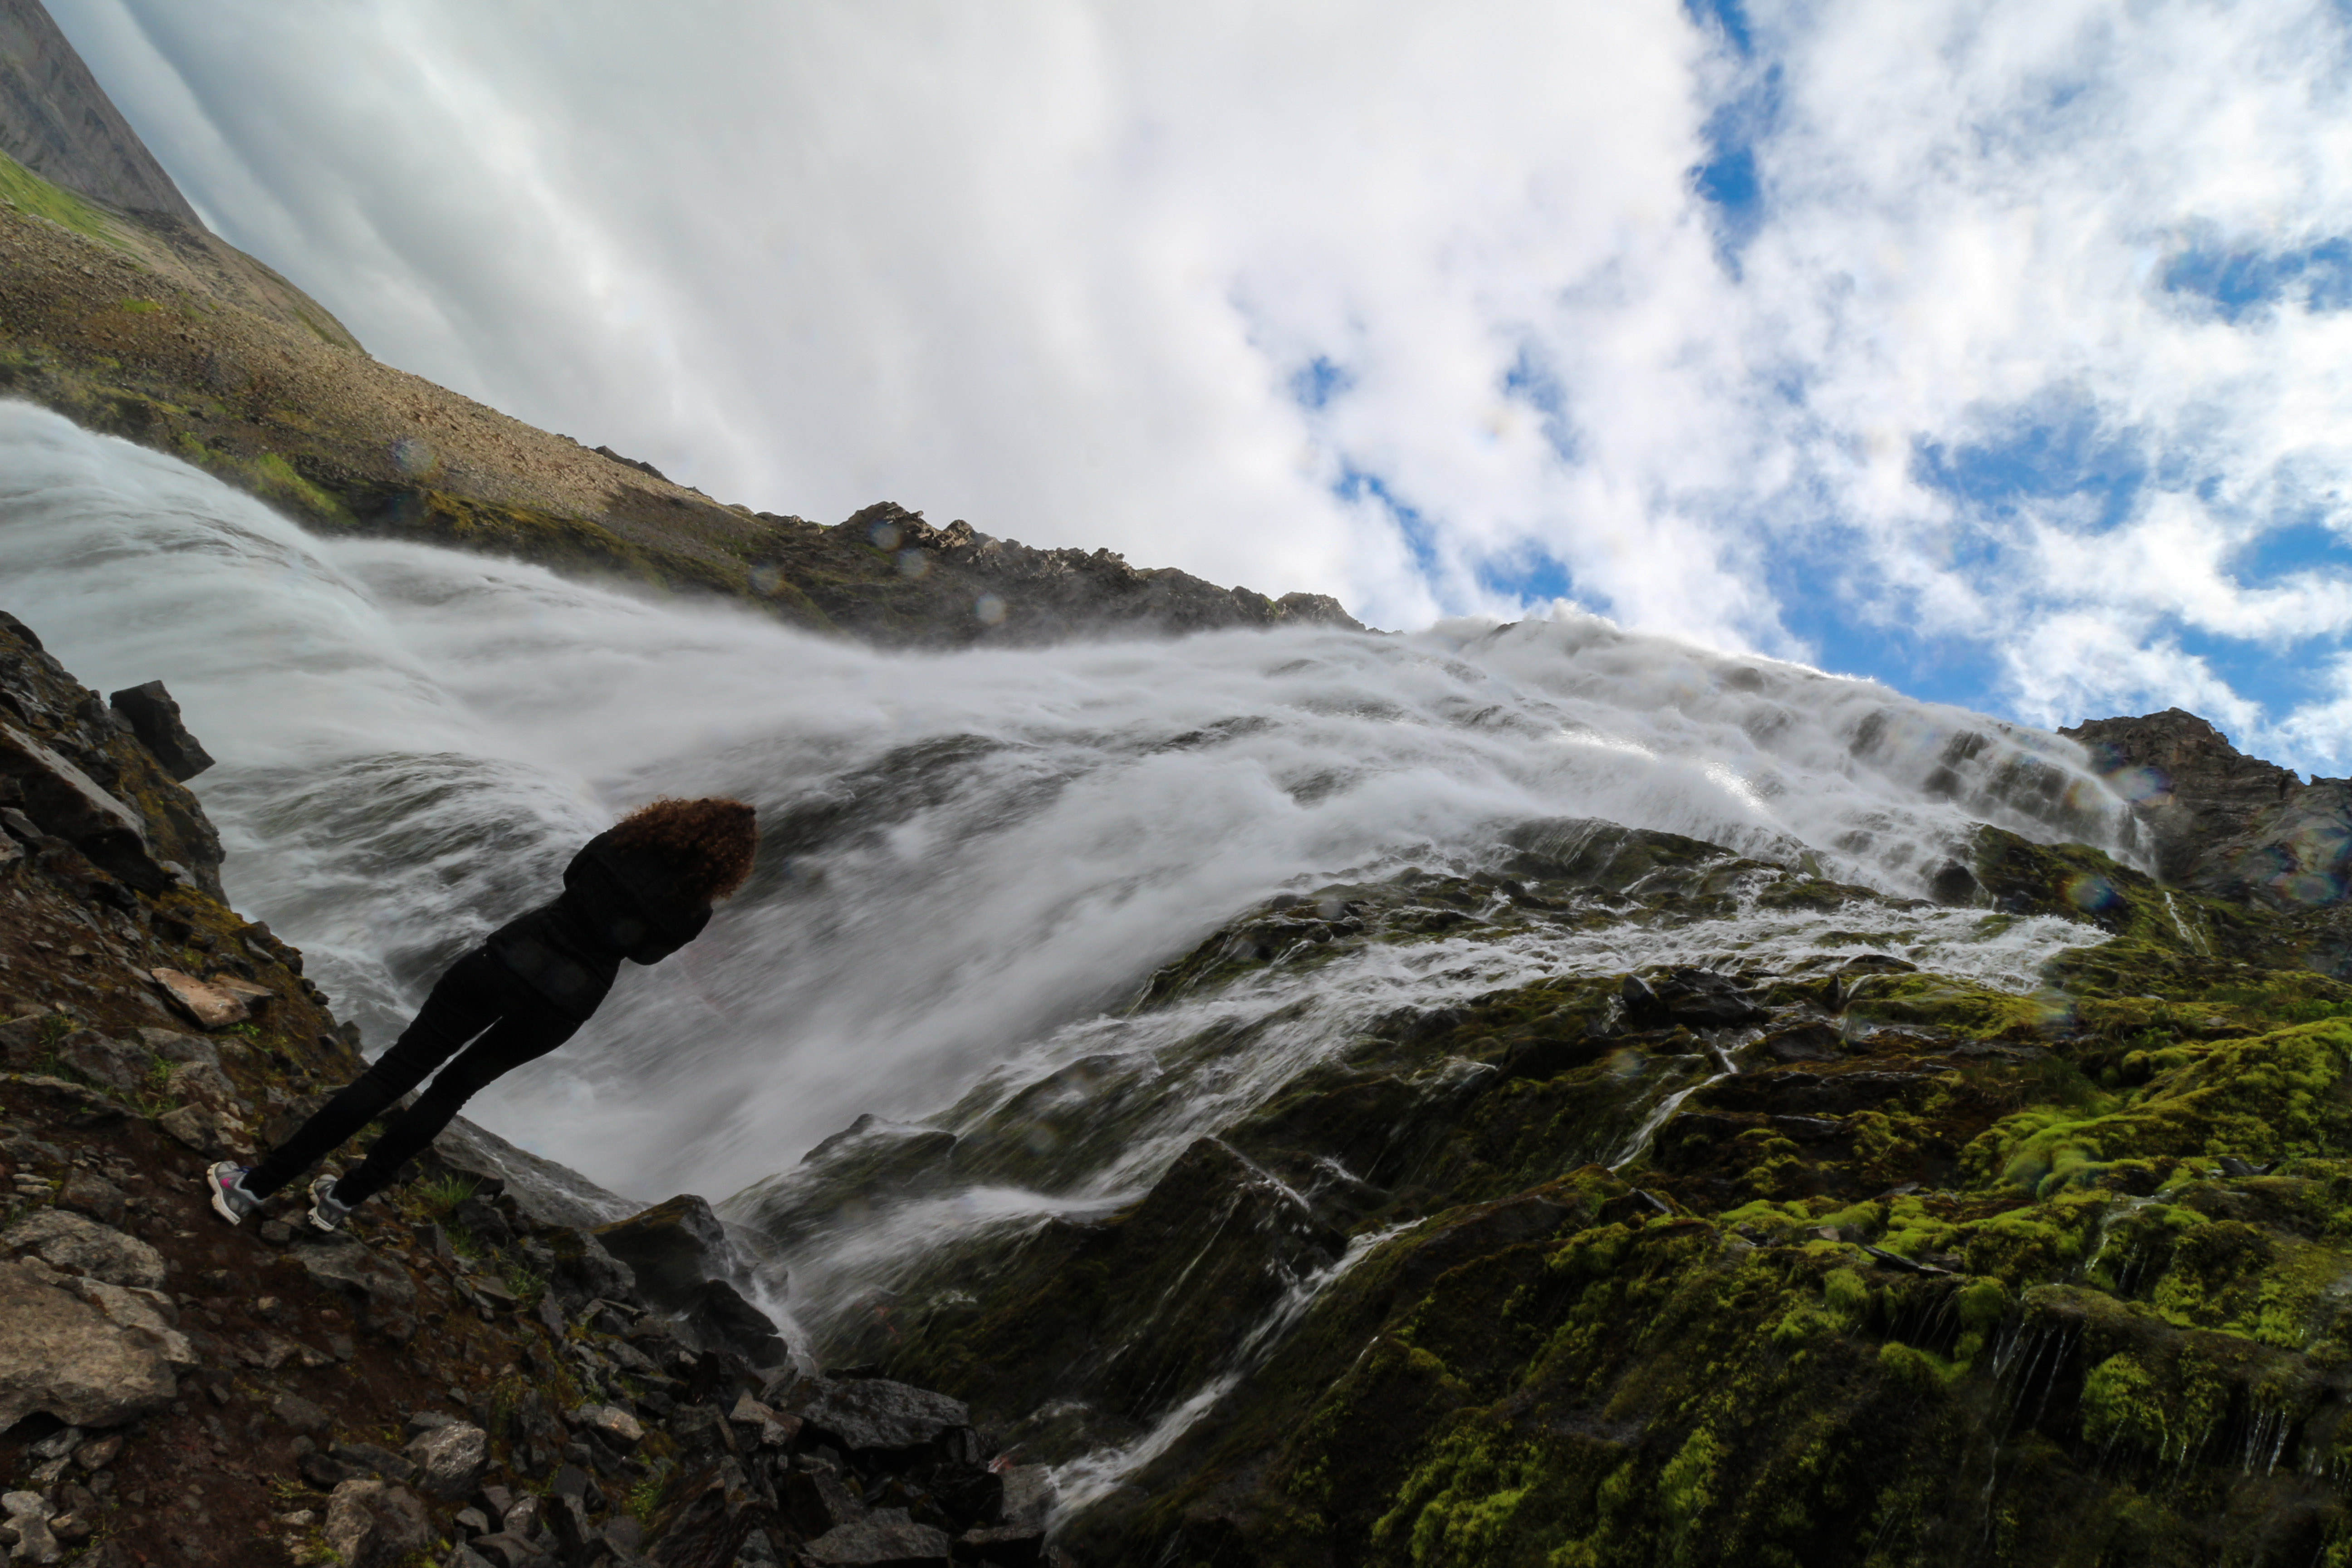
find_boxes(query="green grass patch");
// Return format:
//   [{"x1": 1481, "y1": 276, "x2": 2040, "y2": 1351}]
[{"x1": 0, "y1": 151, "x2": 122, "y2": 247}]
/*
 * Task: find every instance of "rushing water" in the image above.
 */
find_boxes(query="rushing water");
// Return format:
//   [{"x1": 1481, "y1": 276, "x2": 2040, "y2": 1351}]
[{"x1": 0, "y1": 402, "x2": 2141, "y2": 1342}]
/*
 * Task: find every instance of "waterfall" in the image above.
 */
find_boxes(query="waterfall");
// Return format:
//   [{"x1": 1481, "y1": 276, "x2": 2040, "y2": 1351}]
[{"x1": 0, "y1": 399, "x2": 2139, "y2": 1337}]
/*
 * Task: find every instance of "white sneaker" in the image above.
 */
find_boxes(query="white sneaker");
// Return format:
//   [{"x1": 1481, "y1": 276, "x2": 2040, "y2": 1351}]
[
  {"x1": 206, "y1": 1162, "x2": 262, "y2": 1225},
  {"x1": 307, "y1": 1175, "x2": 354, "y2": 1233}
]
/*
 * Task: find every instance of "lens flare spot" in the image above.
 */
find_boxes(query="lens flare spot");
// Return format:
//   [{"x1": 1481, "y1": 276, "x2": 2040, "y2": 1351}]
[{"x1": 2064, "y1": 872, "x2": 2119, "y2": 912}]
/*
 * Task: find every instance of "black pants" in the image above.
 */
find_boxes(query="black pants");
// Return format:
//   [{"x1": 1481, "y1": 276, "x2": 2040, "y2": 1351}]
[{"x1": 247, "y1": 948, "x2": 582, "y2": 1206}]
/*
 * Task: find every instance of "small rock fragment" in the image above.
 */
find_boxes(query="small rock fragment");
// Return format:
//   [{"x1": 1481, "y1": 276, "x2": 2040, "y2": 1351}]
[
  {"x1": 405, "y1": 1421, "x2": 490, "y2": 1500},
  {"x1": 274, "y1": 1392, "x2": 331, "y2": 1432},
  {"x1": 323, "y1": 1478, "x2": 435, "y2": 1568},
  {"x1": 568, "y1": 1401, "x2": 643, "y2": 1449}
]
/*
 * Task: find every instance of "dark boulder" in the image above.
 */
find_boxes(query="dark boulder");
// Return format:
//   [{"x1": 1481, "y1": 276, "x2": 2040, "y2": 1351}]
[
  {"x1": 592, "y1": 1194, "x2": 728, "y2": 1308},
  {"x1": 107, "y1": 681, "x2": 214, "y2": 782},
  {"x1": 776, "y1": 1375, "x2": 977, "y2": 1465},
  {"x1": 783, "y1": 1467, "x2": 868, "y2": 1537},
  {"x1": 679, "y1": 1277, "x2": 787, "y2": 1367},
  {"x1": 1649, "y1": 967, "x2": 1766, "y2": 1027},
  {"x1": 804, "y1": 1513, "x2": 953, "y2": 1567},
  {"x1": 0, "y1": 720, "x2": 169, "y2": 891}
]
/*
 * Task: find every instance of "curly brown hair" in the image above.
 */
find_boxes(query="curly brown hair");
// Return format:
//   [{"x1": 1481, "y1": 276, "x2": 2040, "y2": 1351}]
[{"x1": 607, "y1": 796, "x2": 759, "y2": 902}]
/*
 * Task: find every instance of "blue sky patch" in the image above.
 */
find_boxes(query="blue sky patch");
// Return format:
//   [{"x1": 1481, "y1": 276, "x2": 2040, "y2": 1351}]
[
  {"x1": 1335, "y1": 465, "x2": 1441, "y2": 578},
  {"x1": 1683, "y1": 0, "x2": 1775, "y2": 270},
  {"x1": 2234, "y1": 519, "x2": 2352, "y2": 584},
  {"x1": 1291, "y1": 355, "x2": 1352, "y2": 411},
  {"x1": 1476, "y1": 549, "x2": 1576, "y2": 606},
  {"x1": 1684, "y1": 0, "x2": 1754, "y2": 56},
  {"x1": 1913, "y1": 397, "x2": 2148, "y2": 532},
  {"x1": 1501, "y1": 344, "x2": 1578, "y2": 463},
  {"x1": 2163, "y1": 237, "x2": 2352, "y2": 322}
]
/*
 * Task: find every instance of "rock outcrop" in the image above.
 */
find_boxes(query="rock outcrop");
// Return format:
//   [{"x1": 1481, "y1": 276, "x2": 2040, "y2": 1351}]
[
  {"x1": 2063, "y1": 708, "x2": 2352, "y2": 908},
  {"x1": 0, "y1": 0, "x2": 198, "y2": 222},
  {"x1": 733, "y1": 791, "x2": 2352, "y2": 1565},
  {"x1": 0, "y1": 612, "x2": 1055, "y2": 1568}
]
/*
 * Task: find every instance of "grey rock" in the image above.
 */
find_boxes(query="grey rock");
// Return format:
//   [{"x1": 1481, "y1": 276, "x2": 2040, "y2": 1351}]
[
  {"x1": 997, "y1": 1465, "x2": 1056, "y2": 1531},
  {"x1": 69, "y1": 1276, "x2": 197, "y2": 1367},
  {"x1": 778, "y1": 1375, "x2": 972, "y2": 1457},
  {"x1": 291, "y1": 1237, "x2": 417, "y2": 1309},
  {"x1": 0, "y1": 0, "x2": 205, "y2": 223},
  {"x1": 1649, "y1": 966, "x2": 1768, "y2": 1028},
  {"x1": 543, "y1": 1491, "x2": 595, "y2": 1558},
  {"x1": 156, "y1": 1102, "x2": 240, "y2": 1158},
  {"x1": 323, "y1": 1478, "x2": 436, "y2": 1568},
  {"x1": 133, "y1": 1027, "x2": 220, "y2": 1071},
  {"x1": 590, "y1": 1194, "x2": 727, "y2": 1308},
  {"x1": 107, "y1": 681, "x2": 215, "y2": 782},
  {"x1": 26, "y1": 1426, "x2": 82, "y2": 1460},
  {"x1": 524, "y1": 1225, "x2": 636, "y2": 1319},
  {"x1": 274, "y1": 1392, "x2": 331, "y2": 1432},
  {"x1": 0, "y1": 1259, "x2": 176, "y2": 1429},
  {"x1": 460, "y1": 1533, "x2": 541, "y2": 1568},
  {"x1": 429, "y1": 1115, "x2": 635, "y2": 1234},
  {"x1": 55, "y1": 1169, "x2": 125, "y2": 1227},
  {"x1": 782, "y1": 1467, "x2": 867, "y2": 1537},
  {"x1": 2, "y1": 1208, "x2": 167, "y2": 1289},
  {"x1": 405, "y1": 1421, "x2": 490, "y2": 1500},
  {"x1": 73, "y1": 1432, "x2": 123, "y2": 1470},
  {"x1": 165, "y1": 1059, "x2": 244, "y2": 1114},
  {"x1": 53, "y1": 1031, "x2": 148, "y2": 1096},
  {"x1": 667, "y1": 1401, "x2": 734, "y2": 1461},
  {"x1": 0, "y1": 720, "x2": 164, "y2": 891},
  {"x1": 679, "y1": 1276, "x2": 788, "y2": 1366},
  {"x1": 0, "y1": 1013, "x2": 49, "y2": 1067},
  {"x1": 568, "y1": 1401, "x2": 642, "y2": 1449},
  {"x1": 3, "y1": 1491, "x2": 60, "y2": 1566},
  {"x1": 804, "y1": 1513, "x2": 953, "y2": 1567}
]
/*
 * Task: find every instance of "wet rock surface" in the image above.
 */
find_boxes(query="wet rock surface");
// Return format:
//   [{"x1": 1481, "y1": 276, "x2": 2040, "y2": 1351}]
[{"x1": 712, "y1": 784, "x2": 2352, "y2": 1566}]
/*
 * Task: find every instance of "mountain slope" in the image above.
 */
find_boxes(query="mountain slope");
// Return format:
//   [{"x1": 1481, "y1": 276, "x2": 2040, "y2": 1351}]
[{"x1": 0, "y1": 1, "x2": 1359, "y2": 650}]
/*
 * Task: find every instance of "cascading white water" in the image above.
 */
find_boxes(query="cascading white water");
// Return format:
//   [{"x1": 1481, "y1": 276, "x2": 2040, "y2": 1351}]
[{"x1": 1, "y1": 401, "x2": 2141, "y2": 1311}]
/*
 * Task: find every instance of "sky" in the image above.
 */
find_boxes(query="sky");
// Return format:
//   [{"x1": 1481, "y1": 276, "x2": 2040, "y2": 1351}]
[{"x1": 41, "y1": 0, "x2": 2352, "y2": 775}]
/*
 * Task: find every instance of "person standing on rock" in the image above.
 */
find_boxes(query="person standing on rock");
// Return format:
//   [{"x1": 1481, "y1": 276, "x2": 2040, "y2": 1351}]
[{"x1": 205, "y1": 797, "x2": 759, "y2": 1232}]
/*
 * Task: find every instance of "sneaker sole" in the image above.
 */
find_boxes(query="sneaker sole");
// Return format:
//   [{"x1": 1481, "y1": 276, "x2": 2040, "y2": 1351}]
[
  {"x1": 204, "y1": 1162, "x2": 246, "y2": 1226},
  {"x1": 307, "y1": 1177, "x2": 348, "y2": 1233}
]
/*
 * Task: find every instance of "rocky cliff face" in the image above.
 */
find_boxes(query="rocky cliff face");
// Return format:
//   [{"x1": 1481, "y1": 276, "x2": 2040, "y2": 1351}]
[
  {"x1": 714, "y1": 731, "x2": 2352, "y2": 1567},
  {"x1": 0, "y1": 0, "x2": 197, "y2": 223},
  {"x1": 0, "y1": 615, "x2": 1069, "y2": 1568},
  {"x1": 2063, "y1": 709, "x2": 2352, "y2": 908}
]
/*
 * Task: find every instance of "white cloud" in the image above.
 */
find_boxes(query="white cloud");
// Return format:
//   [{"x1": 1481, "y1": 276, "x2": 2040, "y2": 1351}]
[{"x1": 41, "y1": 0, "x2": 2352, "y2": 772}]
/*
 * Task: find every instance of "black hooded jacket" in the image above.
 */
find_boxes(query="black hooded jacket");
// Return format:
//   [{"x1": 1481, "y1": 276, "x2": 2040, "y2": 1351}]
[{"x1": 483, "y1": 828, "x2": 712, "y2": 1018}]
